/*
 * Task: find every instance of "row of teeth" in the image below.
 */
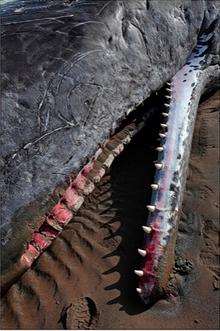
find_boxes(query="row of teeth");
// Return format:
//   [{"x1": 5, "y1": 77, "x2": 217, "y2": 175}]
[
  {"x1": 135, "y1": 81, "x2": 171, "y2": 294},
  {"x1": 135, "y1": 24, "x2": 216, "y2": 294}
]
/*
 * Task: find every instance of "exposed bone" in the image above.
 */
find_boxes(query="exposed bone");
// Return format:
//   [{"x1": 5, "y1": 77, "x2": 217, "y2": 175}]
[{"x1": 18, "y1": 119, "x2": 146, "y2": 278}]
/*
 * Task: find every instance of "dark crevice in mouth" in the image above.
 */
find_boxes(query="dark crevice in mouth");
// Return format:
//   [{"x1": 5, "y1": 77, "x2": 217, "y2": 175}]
[
  {"x1": 102, "y1": 85, "x2": 174, "y2": 312},
  {"x1": 103, "y1": 120, "x2": 161, "y2": 312},
  {"x1": 114, "y1": 87, "x2": 169, "y2": 136}
]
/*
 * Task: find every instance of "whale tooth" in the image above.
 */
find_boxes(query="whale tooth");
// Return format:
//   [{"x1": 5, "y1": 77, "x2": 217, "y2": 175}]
[
  {"x1": 165, "y1": 95, "x2": 171, "y2": 99},
  {"x1": 166, "y1": 88, "x2": 172, "y2": 92},
  {"x1": 147, "y1": 205, "x2": 156, "y2": 212},
  {"x1": 155, "y1": 162, "x2": 163, "y2": 170},
  {"x1": 166, "y1": 82, "x2": 171, "y2": 86},
  {"x1": 159, "y1": 133, "x2": 166, "y2": 138},
  {"x1": 136, "y1": 288, "x2": 142, "y2": 294},
  {"x1": 134, "y1": 270, "x2": 144, "y2": 277},
  {"x1": 164, "y1": 103, "x2": 170, "y2": 107},
  {"x1": 156, "y1": 147, "x2": 163, "y2": 152},
  {"x1": 138, "y1": 248, "x2": 147, "y2": 257},
  {"x1": 142, "y1": 226, "x2": 152, "y2": 233},
  {"x1": 151, "y1": 184, "x2": 159, "y2": 190},
  {"x1": 160, "y1": 123, "x2": 167, "y2": 128},
  {"x1": 162, "y1": 112, "x2": 169, "y2": 117}
]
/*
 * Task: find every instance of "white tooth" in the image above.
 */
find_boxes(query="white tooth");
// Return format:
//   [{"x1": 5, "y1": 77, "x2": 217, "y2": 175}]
[
  {"x1": 166, "y1": 82, "x2": 171, "y2": 86},
  {"x1": 136, "y1": 288, "x2": 142, "y2": 294},
  {"x1": 142, "y1": 226, "x2": 152, "y2": 233},
  {"x1": 160, "y1": 124, "x2": 167, "y2": 128},
  {"x1": 159, "y1": 133, "x2": 166, "y2": 138},
  {"x1": 156, "y1": 147, "x2": 163, "y2": 152},
  {"x1": 155, "y1": 163, "x2": 163, "y2": 170},
  {"x1": 162, "y1": 112, "x2": 169, "y2": 117},
  {"x1": 165, "y1": 95, "x2": 171, "y2": 99},
  {"x1": 164, "y1": 103, "x2": 170, "y2": 107},
  {"x1": 151, "y1": 184, "x2": 159, "y2": 190},
  {"x1": 147, "y1": 205, "x2": 156, "y2": 212},
  {"x1": 138, "y1": 248, "x2": 146, "y2": 257},
  {"x1": 134, "y1": 270, "x2": 144, "y2": 277},
  {"x1": 166, "y1": 88, "x2": 172, "y2": 92}
]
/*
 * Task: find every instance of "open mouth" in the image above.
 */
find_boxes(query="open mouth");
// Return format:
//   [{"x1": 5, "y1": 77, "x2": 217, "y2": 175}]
[
  {"x1": 1, "y1": 88, "x2": 219, "y2": 329},
  {"x1": 0, "y1": 1, "x2": 219, "y2": 329},
  {"x1": 1, "y1": 19, "x2": 218, "y2": 288}
]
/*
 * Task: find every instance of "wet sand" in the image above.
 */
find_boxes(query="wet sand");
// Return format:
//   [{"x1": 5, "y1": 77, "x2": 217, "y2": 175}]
[{"x1": 1, "y1": 91, "x2": 219, "y2": 330}]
